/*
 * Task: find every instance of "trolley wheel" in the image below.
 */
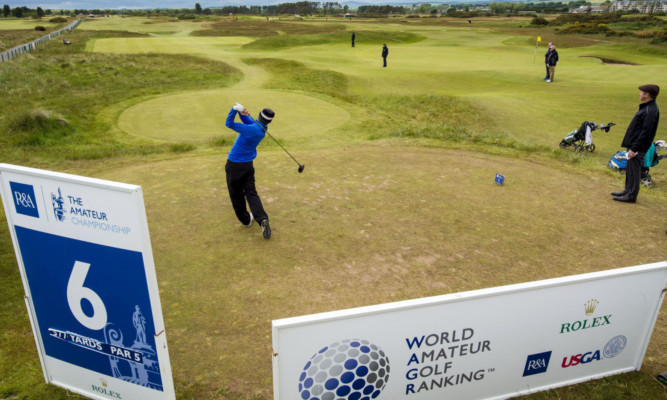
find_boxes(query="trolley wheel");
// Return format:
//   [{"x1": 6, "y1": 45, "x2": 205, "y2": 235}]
[
  {"x1": 559, "y1": 141, "x2": 567, "y2": 149},
  {"x1": 586, "y1": 144, "x2": 596, "y2": 152}
]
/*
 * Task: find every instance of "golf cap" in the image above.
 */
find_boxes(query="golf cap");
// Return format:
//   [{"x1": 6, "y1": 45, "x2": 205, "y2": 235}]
[
  {"x1": 260, "y1": 108, "x2": 275, "y2": 121},
  {"x1": 638, "y1": 84, "x2": 659, "y2": 98}
]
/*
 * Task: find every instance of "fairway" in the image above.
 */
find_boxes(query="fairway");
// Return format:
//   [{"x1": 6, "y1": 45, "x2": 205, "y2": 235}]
[
  {"x1": 1, "y1": 13, "x2": 666, "y2": 400},
  {"x1": 91, "y1": 23, "x2": 665, "y2": 151}
]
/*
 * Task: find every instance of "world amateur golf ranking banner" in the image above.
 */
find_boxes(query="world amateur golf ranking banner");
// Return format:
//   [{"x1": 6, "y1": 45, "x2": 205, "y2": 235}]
[
  {"x1": 272, "y1": 262, "x2": 667, "y2": 400},
  {"x1": 0, "y1": 164, "x2": 175, "y2": 400}
]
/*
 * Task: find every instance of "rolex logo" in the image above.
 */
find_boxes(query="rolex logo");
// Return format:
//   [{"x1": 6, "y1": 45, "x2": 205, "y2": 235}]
[{"x1": 584, "y1": 299, "x2": 599, "y2": 316}]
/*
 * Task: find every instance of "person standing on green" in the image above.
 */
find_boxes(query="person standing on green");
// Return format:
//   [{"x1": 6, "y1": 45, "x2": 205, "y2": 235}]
[
  {"x1": 546, "y1": 43, "x2": 558, "y2": 83},
  {"x1": 543, "y1": 41, "x2": 553, "y2": 81},
  {"x1": 382, "y1": 43, "x2": 388, "y2": 68}
]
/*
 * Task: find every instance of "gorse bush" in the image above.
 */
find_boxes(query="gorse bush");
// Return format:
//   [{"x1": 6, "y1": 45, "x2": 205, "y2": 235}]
[
  {"x1": 552, "y1": 13, "x2": 621, "y2": 25},
  {"x1": 557, "y1": 23, "x2": 610, "y2": 35},
  {"x1": 650, "y1": 29, "x2": 667, "y2": 44},
  {"x1": 531, "y1": 17, "x2": 549, "y2": 26}
]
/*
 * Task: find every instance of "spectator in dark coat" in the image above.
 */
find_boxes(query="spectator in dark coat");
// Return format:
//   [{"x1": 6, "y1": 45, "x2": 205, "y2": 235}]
[
  {"x1": 612, "y1": 84, "x2": 660, "y2": 203},
  {"x1": 543, "y1": 42, "x2": 553, "y2": 81},
  {"x1": 546, "y1": 43, "x2": 558, "y2": 82},
  {"x1": 382, "y1": 44, "x2": 388, "y2": 68},
  {"x1": 351, "y1": 32, "x2": 355, "y2": 47}
]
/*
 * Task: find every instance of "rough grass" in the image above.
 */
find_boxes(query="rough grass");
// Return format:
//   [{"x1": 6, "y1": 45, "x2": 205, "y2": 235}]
[
  {"x1": 242, "y1": 57, "x2": 348, "y2": 98},
  {"x1": 0, "y1": 29, "x2": 241, "y2": 164},
  {"x1": 191, "y1": 20, "x2": 346, "y2": 37}
]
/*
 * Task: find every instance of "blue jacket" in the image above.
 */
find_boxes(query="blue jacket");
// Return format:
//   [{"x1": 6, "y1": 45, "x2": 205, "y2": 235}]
[{"x1": 226, "y1": 108, "x2": 266, "y2": 163}]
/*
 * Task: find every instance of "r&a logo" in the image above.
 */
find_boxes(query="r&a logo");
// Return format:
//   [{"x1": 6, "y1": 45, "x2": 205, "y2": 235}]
[
  {"x1": 523, "y1": 351, "x2": 552, "y2": 377},
  {"x1": 10, "y1": 181, "x2": 39, "y2": 218}
]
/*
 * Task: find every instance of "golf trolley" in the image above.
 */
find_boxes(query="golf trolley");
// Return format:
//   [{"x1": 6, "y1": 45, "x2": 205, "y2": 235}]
[
  {"x1": 608, "y1": 140, "x2": 667, "y2": 188},
  {"x1": 559, "y1": 121, "x2": 615, "y2": 153}
]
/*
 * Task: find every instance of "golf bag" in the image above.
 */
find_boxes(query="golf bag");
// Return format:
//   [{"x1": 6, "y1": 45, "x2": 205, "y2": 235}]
[
  {"x1": 608, "y1": 140, "x2": 667, "y2": 188},
  {"x1": 559, "y1": 121, "x2": 615, "y2": 153}
]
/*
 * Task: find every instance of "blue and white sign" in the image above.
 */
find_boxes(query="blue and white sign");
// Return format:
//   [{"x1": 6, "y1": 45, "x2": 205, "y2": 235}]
[{"x1": 0, "y1": 164, "x2": 175, "y2": 400}]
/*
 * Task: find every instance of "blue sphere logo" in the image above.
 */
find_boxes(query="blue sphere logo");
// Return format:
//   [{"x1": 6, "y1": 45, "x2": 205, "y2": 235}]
[{"x1": 298, "y1": 339, "x2": 390, "y2": 400}]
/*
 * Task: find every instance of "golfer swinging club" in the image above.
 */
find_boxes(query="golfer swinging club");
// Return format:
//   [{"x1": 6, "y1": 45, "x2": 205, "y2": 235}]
[{"x1": 225, "y1": 103, "x2": 275, "y2": 239}]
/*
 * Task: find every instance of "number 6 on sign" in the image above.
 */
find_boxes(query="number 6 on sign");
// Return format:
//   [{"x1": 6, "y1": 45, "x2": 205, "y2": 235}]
[{"x1": 67, "y1": 261, "x2": 107, "y2": 330}]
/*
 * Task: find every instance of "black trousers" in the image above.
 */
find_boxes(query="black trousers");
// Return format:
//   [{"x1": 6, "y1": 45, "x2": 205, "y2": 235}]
[
  {"x1": 383, "y1": 56, "x2": 387, "y2": 67},
  {"x1": 624, "y1": 152, "x2": 645, "y2": 200},
  {"x1": 225, "y1": 160, "x2": 268, "y2": 225}
]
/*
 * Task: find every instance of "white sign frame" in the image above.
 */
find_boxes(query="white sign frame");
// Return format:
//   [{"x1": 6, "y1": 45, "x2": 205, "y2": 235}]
[
  {"x1": 273, "y1": 262, "x2": 667, "y2": 400},
  {"x1": 0, "y1": 164, "x2": 175, "y2": 400}
]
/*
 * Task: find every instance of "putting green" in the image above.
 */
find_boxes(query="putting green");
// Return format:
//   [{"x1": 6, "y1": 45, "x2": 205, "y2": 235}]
[{"x1": 117, "y1": 89, "x2": 351, "y2": 142}]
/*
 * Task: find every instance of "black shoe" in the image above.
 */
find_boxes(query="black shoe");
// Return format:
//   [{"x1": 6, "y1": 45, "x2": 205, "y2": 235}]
[
  {"x1": 611, "y1": 191, "x2": 628, "y2": 196},
  {"x1": 261, "y1": 219, "x2": 271, "y2": 239},
  {"x1": 613, "y1": 196, "x2": 636, "y2": 203}
]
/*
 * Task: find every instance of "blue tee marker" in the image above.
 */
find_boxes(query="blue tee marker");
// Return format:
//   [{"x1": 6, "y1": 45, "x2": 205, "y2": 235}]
[{"x1": 495, "y1": 173, "x2": 505, "y2": 185}]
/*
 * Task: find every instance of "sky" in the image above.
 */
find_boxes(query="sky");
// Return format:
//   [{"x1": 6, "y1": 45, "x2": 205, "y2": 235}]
[{"x1": 7, "y1": 0, "x2": 404, "y2": 10}]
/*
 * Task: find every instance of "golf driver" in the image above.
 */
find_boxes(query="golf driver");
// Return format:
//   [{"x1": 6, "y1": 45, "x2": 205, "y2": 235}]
[{"x1": 236, "y1": 105, "x2": 305, "y2": 173}]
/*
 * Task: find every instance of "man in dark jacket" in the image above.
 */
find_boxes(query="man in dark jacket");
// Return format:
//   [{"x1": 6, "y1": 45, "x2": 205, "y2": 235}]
[
  {"x1": 351, "y1": 32, "x2": 355, "y2": 47},
  {"x1": 382, "y1": 44, "x2": 388, "y2": 67},
  {"x1": 545, "y1": 43, "x2": 558, "y2": 82},
  {"x1": 543, "y1": 42, "x2": 553, "y2": 81},
  {"x1": 612, "y1": 84, "x2": 660, "y2": 203}
]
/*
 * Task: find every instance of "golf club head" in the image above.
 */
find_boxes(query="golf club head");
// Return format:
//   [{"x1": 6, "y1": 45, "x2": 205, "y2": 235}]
[{"x1": 298, "y1": 164, "x2": 305, "y2": 173}]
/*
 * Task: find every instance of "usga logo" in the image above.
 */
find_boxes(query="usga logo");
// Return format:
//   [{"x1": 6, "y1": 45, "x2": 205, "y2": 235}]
[
  {"x1": 561, "y1": 335, "x2": 627, "y2": 369},
  {"x1": 9, "y1": 181, "x2": 39, "y2": 218},
  {"x1": 559, "y1": 298, "x2": 611, "y2": 334}
]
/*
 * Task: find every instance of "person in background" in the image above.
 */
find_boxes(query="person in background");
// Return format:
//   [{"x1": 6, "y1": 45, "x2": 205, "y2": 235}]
[
  {"x1": 543, "y1": 41, "x2": 553, "y2": 81},
  {"x1": 611, "y1": 85, "x2": 660, "y2": 203},
  {"x1": 546, "y1": 43, "x2": 558, "y2": 83},
  {"x1": 351, "y1": 32, "x2": 355, "y2": 47},
  {"x1": 382, "y1": 43, "x2": 388, "y2": 68}
]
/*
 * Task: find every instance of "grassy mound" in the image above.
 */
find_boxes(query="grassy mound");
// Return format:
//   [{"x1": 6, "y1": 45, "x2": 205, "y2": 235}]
[
  {"x1": 191, "y1": 20, "x2": 346, "y2": 37},
  {"x1": 242, "y1": 30, "x2": 425, "y2": 50}
]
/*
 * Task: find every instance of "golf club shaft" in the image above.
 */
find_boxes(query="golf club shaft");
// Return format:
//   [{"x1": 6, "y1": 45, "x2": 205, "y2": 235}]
[{"x1": 248, "y1": 115, "x2": 302, "y2": 167}]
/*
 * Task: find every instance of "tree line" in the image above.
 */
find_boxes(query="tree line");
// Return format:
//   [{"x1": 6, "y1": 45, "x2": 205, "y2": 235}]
[
  {"x1": 3, "y1": 0, "x2": 658, "y2": 19},
  {"x1": 0, "y1": 2, "x2": 350, "y2": 18}
]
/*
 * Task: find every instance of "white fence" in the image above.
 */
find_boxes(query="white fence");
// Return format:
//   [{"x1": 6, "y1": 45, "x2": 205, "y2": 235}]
[{"x1": 0, "y1": 19, "x2": 81, "y2": 63}]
